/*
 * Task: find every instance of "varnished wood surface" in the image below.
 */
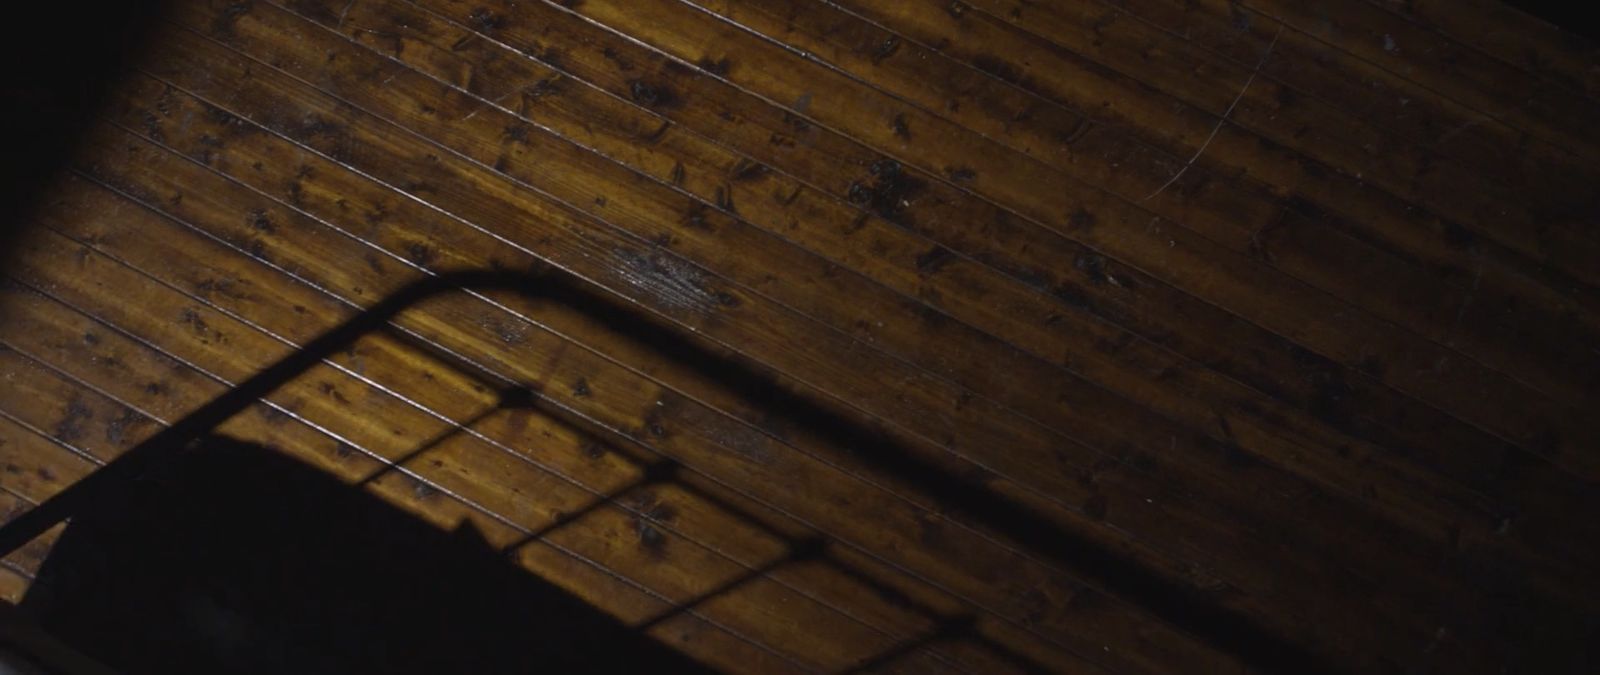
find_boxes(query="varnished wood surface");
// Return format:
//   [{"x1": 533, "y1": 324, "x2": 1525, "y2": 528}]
[{"x1": 1, "y1": 0, "x2": 1596, "y2": 672}]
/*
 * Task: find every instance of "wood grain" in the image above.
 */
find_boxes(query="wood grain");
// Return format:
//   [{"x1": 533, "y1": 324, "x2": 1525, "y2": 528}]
[{"x1": 2, "y1": 0, "x2": 1595, "y2": 671}]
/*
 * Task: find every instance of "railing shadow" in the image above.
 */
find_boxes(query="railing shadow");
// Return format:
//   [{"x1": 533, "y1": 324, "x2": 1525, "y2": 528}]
[
  {"x1": 0, "y1": 269, "x2": 1321, "y2": 673},
  {"x1": 17, "y1": 433, "x2": 713, "y2": 674}
]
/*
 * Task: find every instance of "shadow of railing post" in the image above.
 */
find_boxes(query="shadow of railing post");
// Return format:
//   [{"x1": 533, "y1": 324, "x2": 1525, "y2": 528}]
[{"x1": 0, "y1": 268, "x2": 1324, "y2": 673}]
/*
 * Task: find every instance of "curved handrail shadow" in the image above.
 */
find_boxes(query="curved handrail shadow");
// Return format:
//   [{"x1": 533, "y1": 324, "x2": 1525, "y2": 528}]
[{"x1": 0, "y1": 269, "x2": 1323, "y2": 673}]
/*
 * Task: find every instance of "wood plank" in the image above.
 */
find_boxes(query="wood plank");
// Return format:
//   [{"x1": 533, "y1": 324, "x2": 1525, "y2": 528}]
[
  {"x1": 0, "y1": 346, "x2": 161, "y2": 466},
  {"x1": 395, "y1": 0, "x2": 1586, "y2": 487},
  {"x1": 0, "y1": 564, "x2": 29, "y2": 604},
  {"x1": 1230, "y1": 0, "x2": 1600, "y2": 166},
  {"x1": 74, "y1": 62, "x2": 1183, "y2": 670},
  {"x1": 0, "y1": 0, "x2": 1591, "y2": 669},
  {"x1": 1077, "y1": 0, "x2": 1600, "y2": 191},
  {"x1": 31, "y1": 172, "x2": 1023, "y2": 669},
  {"x1": 0, "y1": 276, "x2": 825, "y2": 674},
  {"x1": 819, "y1": 0, "x2": 1600, "y2": 354},
  {"x1": 14, "y1": 219, "x2": 924, "y2": 673},
  {"x1": 280, "y1": 0, "x2": 1568, "y2": 590},
  {"x1": 93, "y1": 11, "x2": 1555, "y2": 668},
  {"x1": 34, "y1": 107, "x2": 1090, "y2": 671},
  {"x1": 323, "y1": 0, "x2": 1599, "y2": 604},
  {"x1": 152, "y1": 10, "x2": 1376, "y2": 652},
  {"x1": 1372, "y1": 0, "x2": 1600, "y2": 100},
  {"x1": 0, "y1": 416, "x2": 97, "y2": 505},
  {"x1": 409, "y1": 0, "x2": 1600, "y2": 476},
  {"x1": 937, "y1": 0, "x2": 1600, "y2": 266},
  {"x1": 661, "y1": 0, "x2": 1600, "y2": 410},
  {"x1": 356, "y1": 1, "x2": 1600, "y2": 591},
  {"x1": 734, "y1": 0, "x2": 1600, "y2": 329}
]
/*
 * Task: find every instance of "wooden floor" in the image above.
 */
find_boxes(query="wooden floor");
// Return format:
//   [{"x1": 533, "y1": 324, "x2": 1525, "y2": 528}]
[{"x1": 1, "y1": 0, "x2": 1598, "y2": 672}]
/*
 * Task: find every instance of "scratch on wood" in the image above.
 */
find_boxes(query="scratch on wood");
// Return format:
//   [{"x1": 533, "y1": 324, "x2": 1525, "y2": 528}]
[
  {"x1": 1143, "y1": 25, "x2": 1283, "y2": 202},
  {"x1": 337, "y1": 1, "x2": 356, "y2": 26}
]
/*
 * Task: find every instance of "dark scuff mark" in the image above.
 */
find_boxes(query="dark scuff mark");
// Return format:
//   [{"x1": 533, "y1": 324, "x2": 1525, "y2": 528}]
[
  {"x1": 1221, "y1": 441, "x2": 1261, "y2": 470},
  {"x1": 915, "y1": 245, "x2": 956, "y2": 275},
  {"x1": 629, "y1": 490, "x2": 678, "y2": 524},
  {"x1": 870, "y1": 36, "x2": 900, "y2": 63},
  {"x1": 641, "y1": 405, "x2": 669, "y2": 440},
  {"x1": 635, "y1": 518, "x2": 667, "y2": 558},
  {"x1": 1228, "y1": 1, "x2": 1252, "y2": 31},
  {"x1": 682, "y1": 202, "x2": 712, "y2": 231},
  {"x1": 972, "y1": 55, "x2": 1023, "y2": 85},
  {"x1": 300, "y1": 118, "x2": 354, "y2": 163},
  {"x1": 247, "y1": 208, "x2": 275, "y2": 233},
  {"x1": 212, "y1": 1, "x2": 252, "y2": 39},
  {"x1": 846, "y1": 159, "x2": 925, "y2": 223},
  {"x1": 571, "y1": 377, "x2": 591, "y2": 398},
  {"x1": 1068, "y1": 208, "x2": 1095, "y2": 230},
  {"x1": 639, "y1": 119, "x2": 672, "y2": 144},
  {"x1": 695, "y1": 56, "x2": 731, "y2": 76},
  {"x1": 179, "y1": 308, "x2": 226, "y2": 345},
  {"x1": 105, "y1": 410, "x2": 141, "y2": 447},
  {"x1": 712, "y1": 291, "x2": 741, "y2": 308},
  {"x1": 141, "y1": 113, "x2": 165, "y2": 143},
  {"x1": 628, "y1": 80, "x2": 676, "y2": 109},
  {"x1": 728, "y1": 158, "x2": 766, "y2": 182},
  {"x1": 259, "y1": 405, "x2": 289, "y2": 426},
  {"x1": 891, "y1": 113, "x2": 911, "y2": 140},
  {"x1": 1075, "y1": 253, "x2": 1109, "y2": 284},
  {"x1": 1443, "y1": 221, "x2": 1475, "y2": 249},
  {"x1": 245, "y1": 239, "x2": 270, "y2": 262},
  {"x1": 317, "y1": 381, "x2": 351, "y2": 405},
  {"x1": 1057, "y1": 116, "x2": 1094, "y2": 146},
  {"x1": 525, "y1": 75, "x2": 564, "y2": 101},
  {"x1": 405, "y1": 241, "x2": 436, "y2": 267},
  {"x1": 782, "y1": 111, "x2": 810, "y2": 132},
  {"x1": 411, "y1": 477, "x2": 438, "y2": 500},
  {"x1": 196, "y1": 277, "x2": 249, "y2": 302},
  {"x1": 602, "y1": 46, "x2": 635, "y2": 72},
  {"x1": 450, "y1": 34, "x2": 477, "y2": 52},
  {"x1": 777, "y1": 185, "x2": 803, "y2": 206},
  {"x1": 54, "y1": 398, "x2": 93, "y2": 445},
  {"x1": 1052, "y1": 283, "x2": 1094, "y2": 310},
  {"x1": 467, "y1": 7, "x2": 504, "y2": 33},
  {"x1": 946, "y1": 166, "x2": 976, "y2": 183}
]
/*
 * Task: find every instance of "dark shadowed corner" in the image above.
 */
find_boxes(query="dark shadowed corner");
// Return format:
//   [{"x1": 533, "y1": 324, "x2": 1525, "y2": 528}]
[
  {"x1": 0, "y1": 1, "x2": 174, "y2": 270},
  {"x1": 17, "y1": 434, "x2": 713, "y2": 674}
]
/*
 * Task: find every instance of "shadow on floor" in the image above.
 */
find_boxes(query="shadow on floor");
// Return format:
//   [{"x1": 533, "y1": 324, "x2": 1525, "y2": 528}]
[
  {"x1": 16, "y1": 434, "x2": 712, "y2": 675},
  {"x1": 0, "y1": 2, "x2": 176, "y2": 268}
]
